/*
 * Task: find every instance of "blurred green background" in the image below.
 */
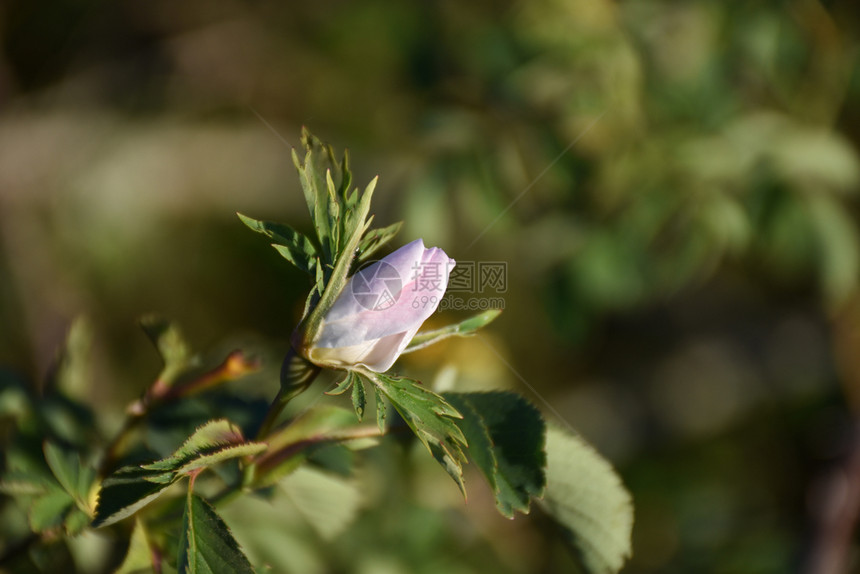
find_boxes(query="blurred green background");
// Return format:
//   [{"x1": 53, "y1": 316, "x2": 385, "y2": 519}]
[{"x1": 2, "y1": 0, "x2": 860, "y2": 572}]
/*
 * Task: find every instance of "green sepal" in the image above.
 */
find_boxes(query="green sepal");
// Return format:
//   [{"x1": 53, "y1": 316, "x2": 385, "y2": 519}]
[
  {"x1": 325, "y1": 372, "x2": 356, "y2": 396},
  {"x1": 351, "y1": 374, "x2": 366, "y2": 421},
  {"x1": 373, "y1": 385, "x2": 387, "y2": 433},
  {"x1": 404, "y1": 309, "x2": 502, "y2": 354}
]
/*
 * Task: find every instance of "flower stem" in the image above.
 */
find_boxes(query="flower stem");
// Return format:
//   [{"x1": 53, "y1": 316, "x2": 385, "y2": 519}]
[{"x1": 254, "y1": 349, "x2": 321, "y2": 440}]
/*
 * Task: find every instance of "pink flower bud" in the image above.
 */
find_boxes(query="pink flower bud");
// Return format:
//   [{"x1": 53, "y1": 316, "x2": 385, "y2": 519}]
[{"x1": 308, "y1": 239, "x2": 454, "y2": 372}]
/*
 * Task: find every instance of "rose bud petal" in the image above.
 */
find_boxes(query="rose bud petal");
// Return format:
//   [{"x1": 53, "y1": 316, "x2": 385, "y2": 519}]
[{"x1": 308, "y1": 239, "x2": 454, "y2": 372}]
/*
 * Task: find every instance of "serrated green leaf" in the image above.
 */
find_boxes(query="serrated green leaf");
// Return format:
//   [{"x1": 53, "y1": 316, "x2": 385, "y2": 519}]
[
  {"x1": 351, "y1": 374, "x2": 366, "y2": 421},
  {"x1": 252, "y1": 130, "x2": 382, "y2": 352},
  {"x1": 376, "y1": 375, "x2": 464, "y2": 424},
  {"x1": 292, "y1": 128, "x2": 349, "y2": 263},
  {"x1": 177, "y1": 443, "x2": 266, "y2": 476},
  {"x1": 293, "y1": 129, "x2": 363, "y2": 265},
  {"x1": 142, "y1": 472, "x2": 176, "y2": 485},
  {"x1": 272, "y1": 241, "x2": 316, "y2": 273},
  {"x1": 105, "y1": 419, "x2": 263, "y2": 503},
  {"x1": 29, "y1": 485, "x2": 74, "y2": 532},
  {"x1": 178, "y1": 492, "x2": 255, "y2": 574},
  {"x1": 312, "y1": 260, "x2": 325, "y2": 301},
  {"x1": 115, "y1": 519, "x2": 156, "y2": 574},
  {"x1": 44, "y1": 442, "x2": 94, "y2": 509},
  {"x1": 444, "y1": 392, "x2": 546, "y2": 518},
  {"x1": 374, "y1": 374, "x2": 466, "y2": 443},
  {"x1": 362, "y1": 372, "x2": 467, "y2": 489},
  {"x1": 92, "y1": 466, "x2": 178, "y2": 528},
  {"x1": 325, "y1": 169, "x2": 341, "y2": 250},
  {"x1": 237, "y1": 212, "x2": 319, "y2": 275},
  {"x1": 143, "y1": 419, "x2": 246, "y2": 471},
  {"x1": 404, "y1": 309, "x2": 503, "y2": 354},
  {"x1": 429, "y1": 441, "x2": 466, "y2": 496},
  {"x1": 357, "y1": 221, "x2": 403, "y2": 262},
  {"x1": 538, "y1": 427, "x2": 633, "y2": 574},
  {"x1": 339, "y1": 151, "x2": 354, "y2": 203},
  {"x1": 342, "y1": 209, "x2": 370, "y2": 264}
]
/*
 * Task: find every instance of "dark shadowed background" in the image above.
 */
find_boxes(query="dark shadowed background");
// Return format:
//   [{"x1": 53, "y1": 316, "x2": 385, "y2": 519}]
[{"x1": 2, "y1": 1, "x2": 860, "y2": 572}]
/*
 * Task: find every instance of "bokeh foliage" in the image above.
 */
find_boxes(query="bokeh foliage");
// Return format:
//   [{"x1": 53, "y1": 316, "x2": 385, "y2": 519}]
[{"x1": 2, "y1": 0, "x2": 860, "y2": 572}]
